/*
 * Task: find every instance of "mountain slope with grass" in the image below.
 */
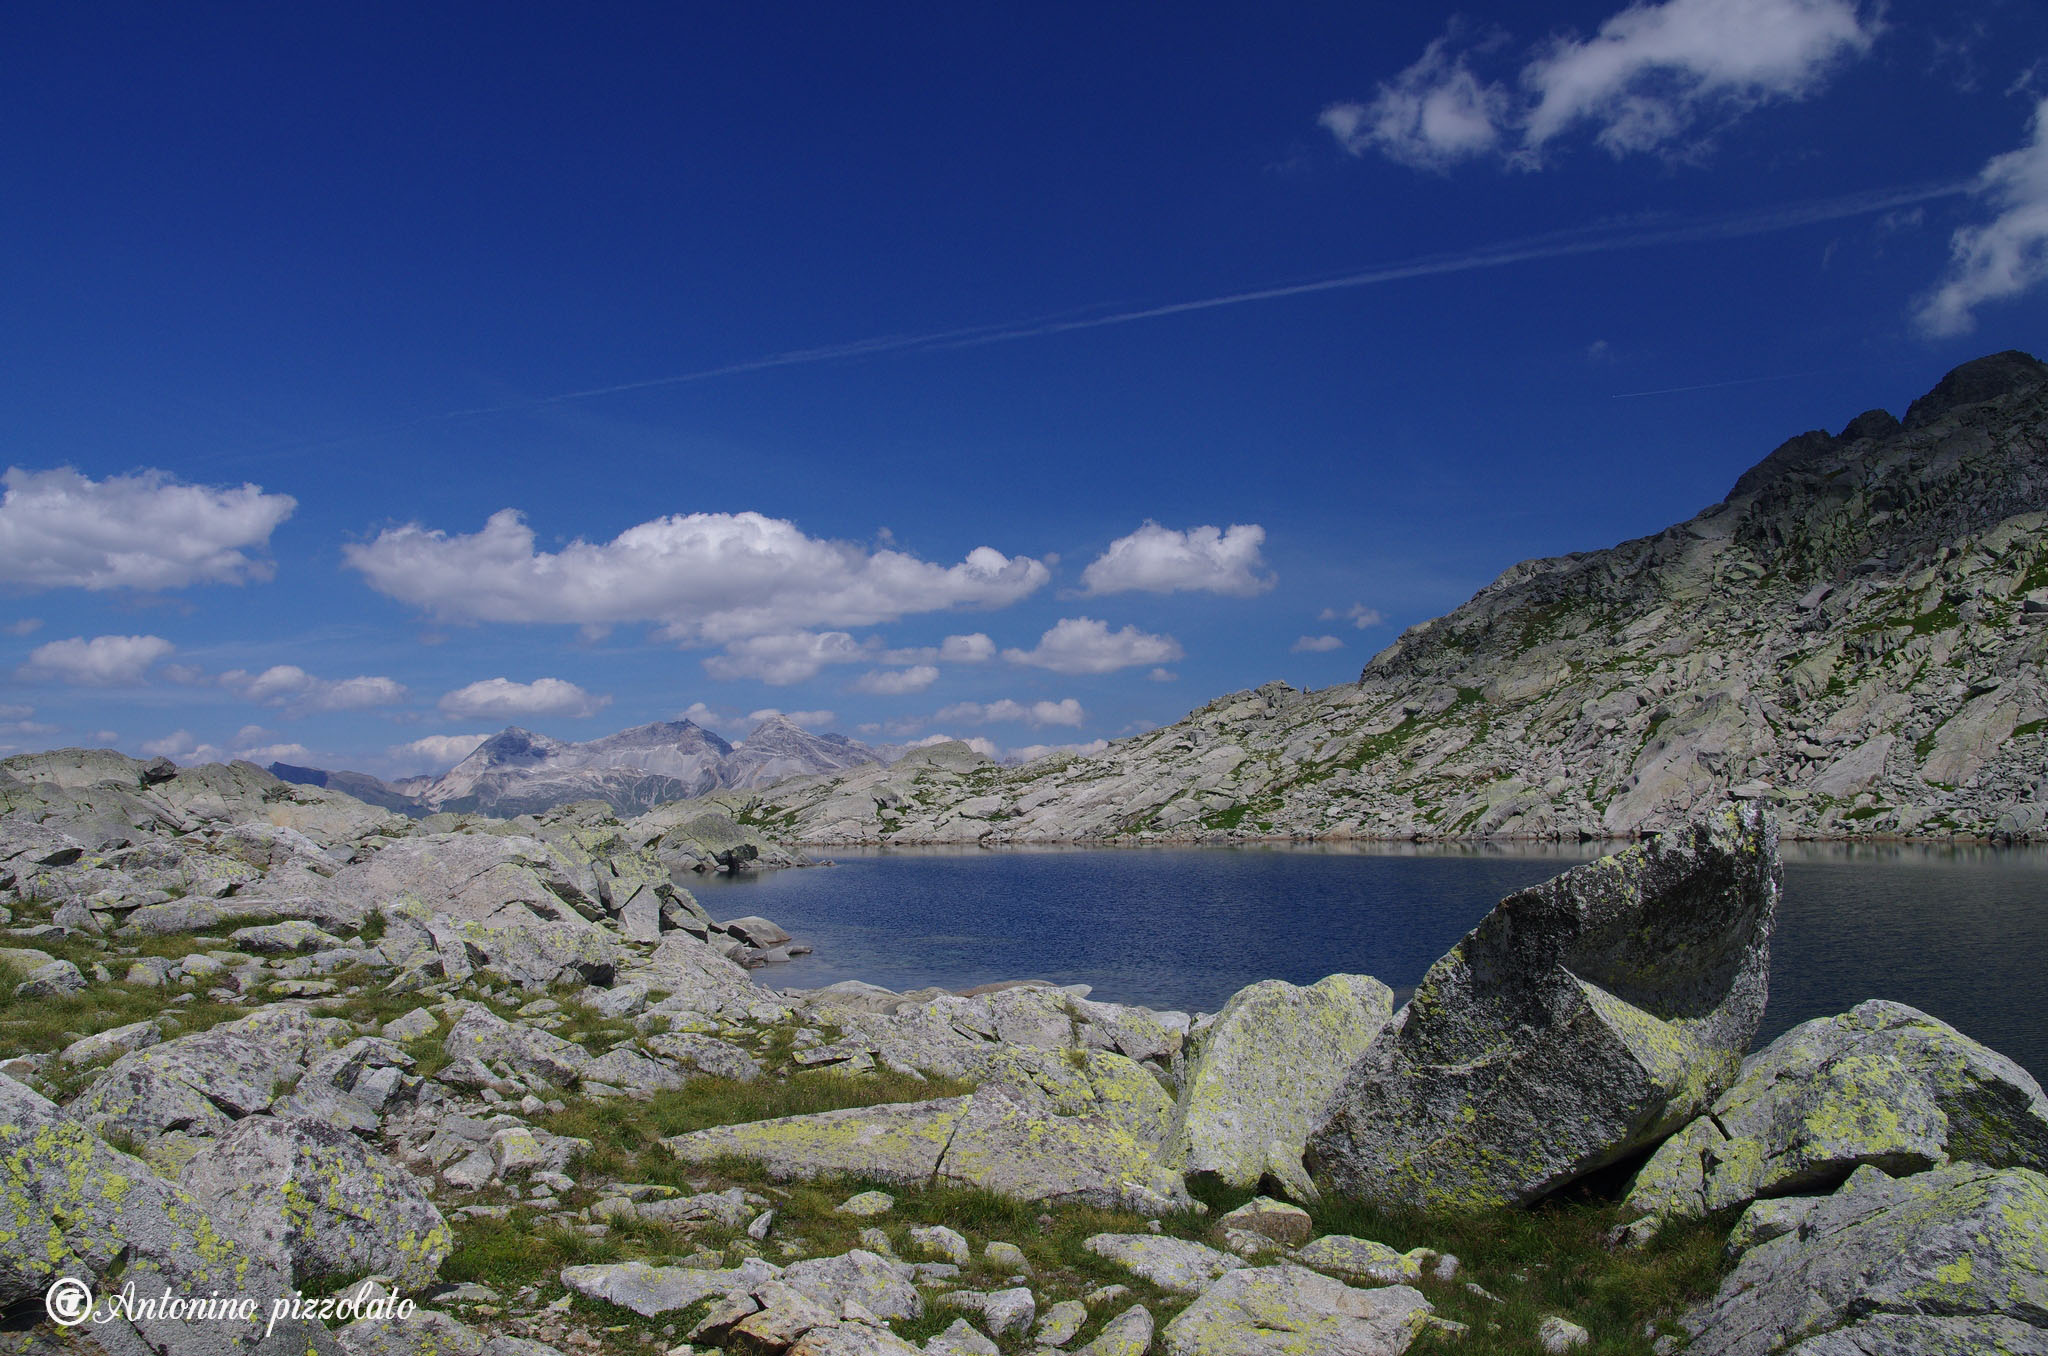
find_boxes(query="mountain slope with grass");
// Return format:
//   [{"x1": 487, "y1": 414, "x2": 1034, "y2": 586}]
[{"x1": 730, "y1": 351, "x2": 2048, "y2": 844}]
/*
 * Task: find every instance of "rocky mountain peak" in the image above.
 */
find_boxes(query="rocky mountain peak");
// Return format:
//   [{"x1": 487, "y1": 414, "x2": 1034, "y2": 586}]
[{"x1": 1902, "y1": 349, "x2": 2048, "y2": 430}]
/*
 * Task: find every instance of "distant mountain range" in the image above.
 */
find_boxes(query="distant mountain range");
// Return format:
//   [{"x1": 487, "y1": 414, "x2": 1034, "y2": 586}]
[
  {"x1": 724, "y1": 350, "x2": 2048, "y2": 844},
  {"x1": 270, "y1": 714, "x2": 883, "y2": 817}
]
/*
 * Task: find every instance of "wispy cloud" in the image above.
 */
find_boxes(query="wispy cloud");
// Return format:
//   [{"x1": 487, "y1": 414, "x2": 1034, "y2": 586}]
[
  {"x1": 1325, "y1": 0, "x2": 1880, "y2": 168},
  {"x1": 1918, "y1": 98, "x2": 2048, "y2": 336}
]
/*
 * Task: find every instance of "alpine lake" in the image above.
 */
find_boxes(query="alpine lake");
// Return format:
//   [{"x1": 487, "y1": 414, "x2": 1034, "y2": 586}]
[{"x1": 697, "y1": 840, "x2": 2048, "y2": 1083}]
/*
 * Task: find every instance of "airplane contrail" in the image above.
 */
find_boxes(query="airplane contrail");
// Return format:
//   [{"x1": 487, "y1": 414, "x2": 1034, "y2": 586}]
[{"x1": 219, "y1": 176, "x2": 1971, "y2": 461}]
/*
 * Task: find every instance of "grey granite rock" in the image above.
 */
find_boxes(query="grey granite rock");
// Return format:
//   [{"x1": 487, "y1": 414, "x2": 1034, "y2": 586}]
[
  {"x1": 1679, "y1": 1162, "x2": 2048, "y2": 1356},
  {"x1": 1307, "y1": 805, "x2": 1779, "y2": 1209},
  {"x1": 1622, "y1": 999, "x2": 2048, "y2": 1241},
  {"x1": 1159, "y1": 1265, "x2": 1433, "y2": 1356}
]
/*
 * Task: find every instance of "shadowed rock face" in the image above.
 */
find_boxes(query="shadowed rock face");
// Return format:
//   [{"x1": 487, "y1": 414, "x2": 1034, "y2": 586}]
[{"x1": 1305, "y1": 803, "x2": 1780, "y2": 1210}]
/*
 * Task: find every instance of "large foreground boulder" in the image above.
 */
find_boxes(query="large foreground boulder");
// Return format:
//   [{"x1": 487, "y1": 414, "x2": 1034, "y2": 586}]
[
  {"x1": 0, "y1": 1073, "x2": 341, "y2": 1354},
  {"x1": 1620, "y1": 999, "x2": 2048, "y2": 1242},
  {"x1": 1160, "y1": 973, "x2": 1394, "y2": 1197},
  {"x1": 1307, "y1": 803, "x2": 1779, "y2": 1209},
  {"x1": 1679, "y1": 1162, "x2": 2048, "y2": 1355},
  {"x1": 181, "y1": 1114, "x2": 452, "y2": 1289}
]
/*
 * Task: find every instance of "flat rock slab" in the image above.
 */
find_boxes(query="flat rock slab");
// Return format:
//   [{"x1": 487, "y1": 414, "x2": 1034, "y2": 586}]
[
  {"x1": 1622, "y1": 998, "x2": 2048, "y2": 1241},
  {"x1": 559, "y1": 1257, "x2": 782, "y2": 1316},
  {"x1": 1160, "y1": 1265, "x2": 1433, "y2": 1356},
  {"x1": 1680, "y1": 1162, "x2": 2048, "y2": 1356},
  {"x1": 781, "y1": 1249, "x2": 922, "y2": 1322},
  {"x1": 1308, "y1": 804, "x2": 1779, "y2": 1210},
  {"x1": 1084, "y1": 1235, "x2": 1244, "y2": 1294},
  {"x1": 667, "y1": 1085, "x2": 1191, "y2": 1215},
  {"x1": 1293, "y1": 1236, "x2": 1432, "y2": 1285},
  {"x1": 667, "y1": 1095, "x2": 969, "y2": 1184},
  {"x1": 1162, "y1": 973, "x2": 1394, "y2": 1195}
]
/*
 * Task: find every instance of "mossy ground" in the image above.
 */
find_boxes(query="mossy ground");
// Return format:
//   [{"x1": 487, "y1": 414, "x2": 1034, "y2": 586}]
[{"x1": 429, "y1": 1061, "x2": 1733, "y2": 1355}]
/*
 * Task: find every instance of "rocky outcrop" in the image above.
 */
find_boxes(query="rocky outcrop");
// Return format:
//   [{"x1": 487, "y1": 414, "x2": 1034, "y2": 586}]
[
  {"x1": 1306, "y1": 804, "x2": 1779, "y2": 1209},
  {"x1": 1160, "y1": 972, "x2": 1394, "y2": 1197},
  {"x1": 1619, "y1": 998, "x2": 2048, "y2": 1242},
  {"x1": 1679, "y1": 1161, "x2": 2048, "y2": 1356},
  {"x1": 724, "y1": 352, "x2": 2048, "y2": 844},
  {"x1": 1158, "y1": 1265, "x2": 1433, "y2": 1356}
]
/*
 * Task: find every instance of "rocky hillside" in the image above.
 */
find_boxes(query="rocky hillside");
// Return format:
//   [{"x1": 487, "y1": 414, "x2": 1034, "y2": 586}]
[
  {"x1": 726, "y1": 351, "x2": 2048, "y2": 844},
  {"x1": 4, "y1": 754, "x2": 2045, "y2": 1355},
  {"x1": 275, "y1": 715, "x2": 884, "y2": 818}
]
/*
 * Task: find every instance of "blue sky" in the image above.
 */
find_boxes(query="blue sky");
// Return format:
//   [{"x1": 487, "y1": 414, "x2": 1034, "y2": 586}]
[{"x1": 3, "y1": 0, "x2": 2045, "y2": 774}]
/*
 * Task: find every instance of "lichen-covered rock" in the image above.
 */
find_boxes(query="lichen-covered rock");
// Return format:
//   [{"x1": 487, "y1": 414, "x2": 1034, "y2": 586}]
[
  {"x1": 667, "y1": 1083, "x2": 1189, "y2": 1214},
  {"x1": 780, "y1": 1249, "x2": 922, "y2": 1322},
  {"x1": 1307, "y1": 805, "x2": 1779, "y2": 1210},
  {"x1": 70, "y1": 1004, "x2": 351, "y2": 1143},
  {"x1": 181, "y1": 1115, "x2": 450, "y2": 1289},
  {"x1": 1217, "y1": 1197, "x2": 1313, "y2": 1247},
  {"x1": 787, "y1": 1325, "x2": 923, "y2": 1356},
  {"x1": 1678, "y1": 1162, "x2": 2048, "y2": 1356},
  {"x1": 1292, "y1": 1235, "x2": 1433, "y2": 1285},
  {"x1": 924, "y1": 1316, "x2": 999, "y2": 1355},
  {"x1": 1084, "y1": 1235, "x2": 1244, "y2": 1294},
  {"x1": 11, "y1": 958, "x2": 85, "y2": 998},
  {"x1": 1074, "y1": 1305, "x2": 1155, "y2": 1356},
  {"x1": 330, "y1": 832, "x2": 600, "y2": 925},
  {"x1": 0, "y1": 1073, "x2": 342, "y2": 1355},
  {"x1": 442, "y1": 1003, "x2": 591, "y2": 1086},
  {"x1": 1162, "y1": 973, "x2": 1394, "y2": 1196},
  {"x1": 559, "y1": 1257, "x2": 782, "y2": 1316},
  {"x1": 933, "y1": 1084, "x2": 1191, "y2": 1213},
  {"x1": 1159, "y1": 1265, "x2": 1433, "y2": 1356},
  {"x1": 644, "y1": 1030, "x2": 764, "y2": 1081},
  {"x1": 1621, "y1": 999, "x2": 2048, "y2": 1242},
  {"x1": 1036, "y1": 1299, "x2": 1089, "y2": 1346},
  {"x1": 666, "y1": 1096, "x2": 969, "y2": 1185}
]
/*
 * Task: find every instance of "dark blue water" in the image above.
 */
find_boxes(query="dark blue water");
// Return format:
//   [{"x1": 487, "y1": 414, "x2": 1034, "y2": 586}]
[{"x1": 695, "y1": 843, "x2": 2048, "y2": 1082}]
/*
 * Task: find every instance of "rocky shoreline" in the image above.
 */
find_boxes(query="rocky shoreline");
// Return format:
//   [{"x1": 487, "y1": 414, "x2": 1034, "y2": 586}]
[{"x1": 3, "y1": 752, "x2": 2045, "y2": 1355}]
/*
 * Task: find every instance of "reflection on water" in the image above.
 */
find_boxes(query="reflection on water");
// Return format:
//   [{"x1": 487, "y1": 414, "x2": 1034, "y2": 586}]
[{"x1": 696, "y1": 841, "x2": 2048, "y2": 1081}]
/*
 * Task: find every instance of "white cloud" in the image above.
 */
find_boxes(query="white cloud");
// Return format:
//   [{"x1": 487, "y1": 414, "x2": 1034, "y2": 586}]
[
  {"x1": 1321, "y1": 31, "x2": 1511, "y2": 169},
  {"x1": 143, "y1": 730, "x2": 211, "y2": 760},
  {"x1": 1523, "y1": 0, "x2": 1876, "y2": 156},
  {"x1": 882, "y1": 633, "x2": 997, "y2": 664},
  {"x1": 1320, "y1": 603, "x2": 1387, "y2": 629},
  {"x1": 703, "y1": 630, "x2": 866, "y2": 685},
  {"x1": 222, "y1": 665, "x2": 409, "y2": 712},
  {"x1": 1327, "y1": 1, "x2": 1878, "y2": 168},
  {"x1": 1080, "y1": 522, "x2": 1275, "y2": 597},
  {"x1": 1918, "y1": 99, "x2": 2048, "y2": 336},
  {"x1": 0, "y1": 719, "x2": 57, "y2": 737},
  {"x1": 0, "y1": 468, "x2": 294, "y2": 592},
  {"x1": 343, "y1": 508, "x2": 1048, "y2": 643},
  {"x1": 437, "y1": 677, "x2": 611, "y2": 720},
  {"x1": 0, "y1": 704, "x2": 31, "y2": 721},
  {"x1": 936, "y1": 697, "x2": 1086, "y2": 728},
  {"x1": 1146, "y1": 668, "x2": 1178, "y2": 682},
  {"x1": 1292, "y1": 635, "x2": 1345, "y2": 653},
  {"x1": 19, "y1": 634, "x2": 174, "y2": 686},
  {"x1": 1006, "y1": 738, "x2": 1110, "y2": 764},
  {"x1": 1003, "y1": 617, "x2": 1185, "y2": 675},
  {"x1": 235, "y1": 742, "x2": 313, "y2": 765},
  {"x1": 679, "y1": 701, "x2": 744, "y2": 731},
  {"x1": 743, "y1": 708, "x2": 834, "y2": 729},
  {"x1": 90, "y1": 729, "x2": 118, "y2": 744},
  {"x1": 3, "y1": 619, "x2": 41, "y2": 636},
  {"x1": 388, "y1": 733, "x2": 492, "y2": 773},
  {"x1": 853, "y1": 665, "x2": 940, "y2": 695}
]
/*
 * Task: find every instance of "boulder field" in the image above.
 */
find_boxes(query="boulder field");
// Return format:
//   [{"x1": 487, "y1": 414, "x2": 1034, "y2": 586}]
[{"x1": 0, "y1": 752, "x2": 2044, "y2": 1354}]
